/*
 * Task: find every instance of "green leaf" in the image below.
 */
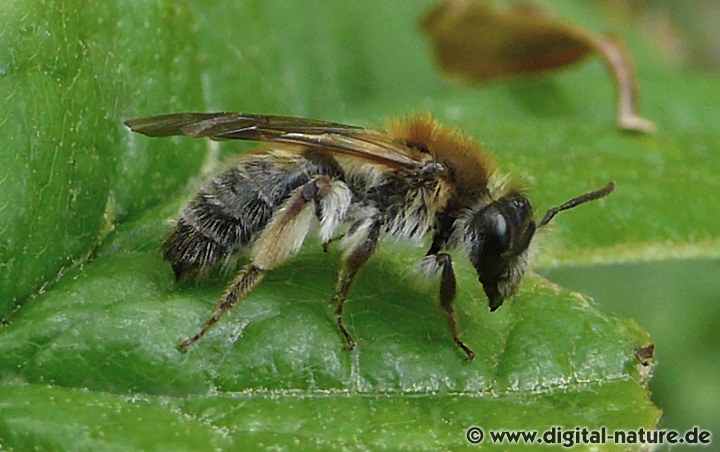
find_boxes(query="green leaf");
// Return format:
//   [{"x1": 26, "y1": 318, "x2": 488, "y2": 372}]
[
  {"x1": 6, "y1": 0, "x2": 720, "y2": 449},
  {"x1": 0, "y1": 384, "x2": 230, "y2": 451},
  {"x1": 0, "y1": 0, "x2": 206, "y2": 310},
  {"x1": 0, "y1": 219, "x2": 659, "y2": 448},
  {"x1": 0, "y1": 239, "x2": 658, "y2": 449},
  {"x1": 0, "y1": 379, "x2": 656, "y2": 451}
]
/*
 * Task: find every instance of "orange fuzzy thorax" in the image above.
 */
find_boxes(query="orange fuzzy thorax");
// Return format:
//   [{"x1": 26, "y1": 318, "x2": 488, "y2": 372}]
[{"x1": 386, "y1": 113, "x2": 498, "y2": 205}]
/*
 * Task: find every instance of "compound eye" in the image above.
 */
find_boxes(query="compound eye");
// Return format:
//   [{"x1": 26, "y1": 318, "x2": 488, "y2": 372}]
[{"x1": 486, "y1": 212, "x2": 509, "y2": 250}]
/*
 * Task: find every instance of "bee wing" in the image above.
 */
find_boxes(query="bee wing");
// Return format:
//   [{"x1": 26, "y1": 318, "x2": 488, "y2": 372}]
[{"x1": 124, "y1": 112, "x2": 426, "y2": 172}]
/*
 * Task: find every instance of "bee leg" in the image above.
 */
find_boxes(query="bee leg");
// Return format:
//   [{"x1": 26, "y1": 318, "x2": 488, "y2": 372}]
[
  {"x1": 178, "y1": 177, "x2": 332, "y2": 352},
  {"x1": 321, "y1": 233, "x2": 345, "y2": 253},
  {"x1": 332, "y1": 217, "x2": 382, "y2": 350},
  {"x1": 178, "y1": 265, "x2": 265, "y2": 352},
  {"x1": 435, "y1": 253, "x2": 475, "y2": 360}
]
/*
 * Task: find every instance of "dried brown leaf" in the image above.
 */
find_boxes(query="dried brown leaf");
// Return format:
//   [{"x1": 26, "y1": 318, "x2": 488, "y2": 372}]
[{"x1": 421, "y1": 0, "x2": 656, "y2": 133}]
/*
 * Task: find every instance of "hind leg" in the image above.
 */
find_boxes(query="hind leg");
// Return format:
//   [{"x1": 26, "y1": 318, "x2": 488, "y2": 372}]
[{"x1": 178, "y1": 176, "x2": 351, "y2": 351}]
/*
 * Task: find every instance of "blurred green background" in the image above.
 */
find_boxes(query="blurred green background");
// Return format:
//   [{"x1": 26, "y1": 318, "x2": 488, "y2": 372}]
[
  {"x1": 543, "y1": 0, "x2": 720, "y2": 445},
  {"x1": 542, "y1": 259, "x2": 720, "y2": 445}
]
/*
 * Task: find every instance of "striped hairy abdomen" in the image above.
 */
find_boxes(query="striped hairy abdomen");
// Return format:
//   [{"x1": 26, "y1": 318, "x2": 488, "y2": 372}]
[{"x1": 164, "y1": 153, "x2": 319, "y2": 279}]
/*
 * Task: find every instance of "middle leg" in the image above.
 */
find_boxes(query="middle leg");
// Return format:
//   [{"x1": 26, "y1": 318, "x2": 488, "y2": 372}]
[{"x1": 332, "y1": 217, "x2": 383, "y2": 350}]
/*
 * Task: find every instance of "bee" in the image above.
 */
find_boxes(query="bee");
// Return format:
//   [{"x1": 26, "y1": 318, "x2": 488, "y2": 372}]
[{"x1": 124, "y1": 112, "x2": 614, "y2": 359}]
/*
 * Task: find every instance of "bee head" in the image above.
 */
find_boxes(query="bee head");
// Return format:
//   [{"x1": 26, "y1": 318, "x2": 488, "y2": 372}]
[
  {"x1": 465, "y1": 194, "x2": 535, "y2": 311},
  {"x1": 465, "y1": 182, "x2": 615, "y2": 311}
]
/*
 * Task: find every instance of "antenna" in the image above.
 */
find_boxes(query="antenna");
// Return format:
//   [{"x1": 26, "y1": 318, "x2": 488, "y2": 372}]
[{"x1": 538, "y1": 181, "x2": 616, "y2": 227}]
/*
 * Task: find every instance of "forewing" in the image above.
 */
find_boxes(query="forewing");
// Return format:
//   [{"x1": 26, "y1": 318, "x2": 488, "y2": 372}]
[{"x1": 124, "y1": 112, "x2": 425, "y2": 171}]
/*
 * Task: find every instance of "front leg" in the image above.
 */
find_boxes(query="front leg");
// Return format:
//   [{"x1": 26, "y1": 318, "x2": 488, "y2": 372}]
[{"x1": 423, "y1": 253, "x2": 476, "y2": 360}]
